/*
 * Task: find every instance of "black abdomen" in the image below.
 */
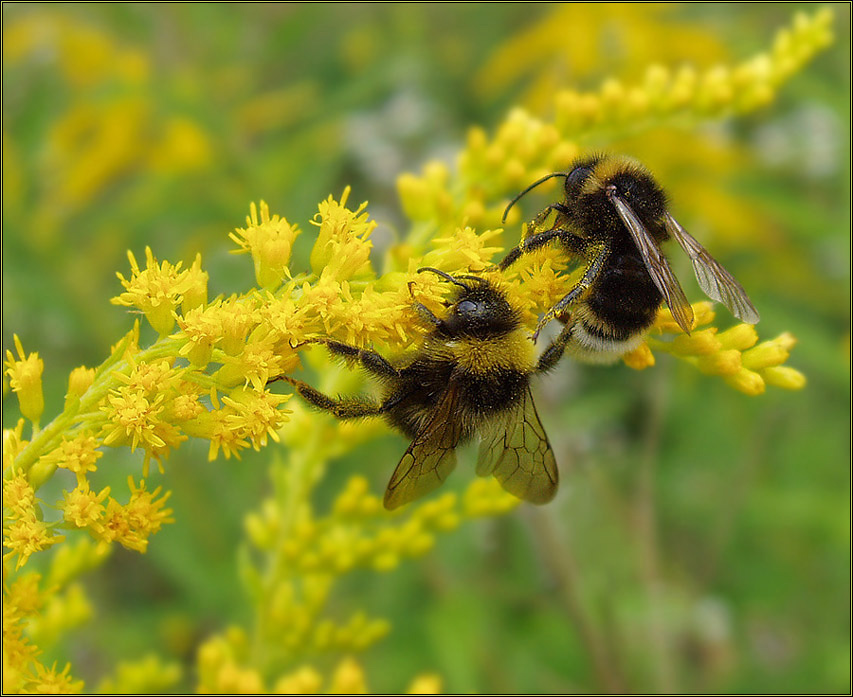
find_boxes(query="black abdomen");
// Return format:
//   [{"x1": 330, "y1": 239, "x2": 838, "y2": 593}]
[
  {"x1": 587, "y1": 253, "x2": 662, "y2": 339},
  {"x1": 385, "y1": 359, "x2": 527, "y2": 439}
]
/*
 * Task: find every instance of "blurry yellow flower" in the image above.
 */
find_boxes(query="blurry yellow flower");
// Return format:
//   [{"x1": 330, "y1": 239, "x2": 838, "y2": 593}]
[
  {"x1": 4, "y1": 514, "x2": 65, "y2": 570},
  {"x1": 4, "y1": 471, "x2": 36, "y2": 518},
  {"x1": 328, "y1": 656, "x2": 368, "y2": 695},
  {"x1": 463, "y1": 477, "x2": 521, "y2": 517},
  {"x1": 63, "y1": 482, "x2": 111, "y2": 530},
  {"x1": 423, "y1": 226, "x2": 503, "y2": 272},
  {"x1": 641, "y1": 306, "x2": 804, "y2": 395},
  {"x1": 96, "y1": 654, "x2": 182, "y2": 694},
  {"x1": 38, "y1": 432, "x2": 103, "y2": 483},
  {"x1": 3, "y1": 419, "x2": 29, "y2": 472},
  {"x1": 5, "y1": 334, "x2": 45, "y2": 424},
  {"x1": 29, "y1": 661, "x2": 84, "y2": 694},
  {"x1": 407, "y1": 673, "x2": 443, "y2": 694},
  {"x1": 273, "y1": 665, "x2": 324, "y2": 694},
  {"x1": 66, "y1": 366, "x2": 96, "y2": 404},
  {"x1": 148, "y1": 116, "x2": 212, "y2": 172}
]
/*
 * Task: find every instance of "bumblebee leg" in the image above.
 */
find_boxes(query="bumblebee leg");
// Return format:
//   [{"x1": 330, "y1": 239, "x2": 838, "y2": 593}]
[
  {"x1": 278, "y1": 374, "x2": 386, "y2": 419},
  {"x1": 412, "y1": 302, "x2": 443, "y2": 329},
  {"x1": 535, "y1": 321, "x2": 574, "y2": 373},
  {"x1": 533, "y1": 242, "x2": 609, "y2": 340},
  {"x1": 498, "y1": 227, "x2": 589, "y2": 270},
  {"x1": 316, "y1": 339, "x2": 401, "y2": 380}
]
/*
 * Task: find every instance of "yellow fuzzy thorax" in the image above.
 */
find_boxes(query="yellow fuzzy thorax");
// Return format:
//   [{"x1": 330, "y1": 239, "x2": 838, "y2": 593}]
[
  {"x1": 581, "y1": 155, "x2": 649, "y2": 196},
  {"x1": 438, "y1": 330, "x2": 536, "y2": 375}
]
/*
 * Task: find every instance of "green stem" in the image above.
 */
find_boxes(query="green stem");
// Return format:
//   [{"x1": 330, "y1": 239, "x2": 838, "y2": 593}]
[{"x1": 11, "y1": 335, "x2": 183, "y2": 482}]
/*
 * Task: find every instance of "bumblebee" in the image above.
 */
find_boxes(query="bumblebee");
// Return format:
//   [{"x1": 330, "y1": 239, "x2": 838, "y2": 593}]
[
  {"x1": 279, "y1": 268, "x2": 569, "y2": 509},
  {"x1": 499, "y1": 154, "x2": 761, "y2": 363}
]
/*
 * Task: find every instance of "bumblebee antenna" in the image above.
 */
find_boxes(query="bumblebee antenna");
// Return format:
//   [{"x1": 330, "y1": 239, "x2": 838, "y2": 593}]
[
  {"x1": 416, "y1": 267, "x2": 471, "y2": 290},
  {"x1": 502, "y1": 172, "x2": 568, "y2": 223}
]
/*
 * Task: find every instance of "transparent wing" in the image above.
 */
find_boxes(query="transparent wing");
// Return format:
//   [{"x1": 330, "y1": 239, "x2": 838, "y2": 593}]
[
  {"x1": 383, "y1": 387, "x2": 462, "y2": 510},
  {"x1": 476, "y1": 386, "x2": 558, "y2": 504},
  {"x1": 610, "y1": 194, "x2": 694, "y2": 334},
  {"x1": 664, "y1": 212, "x2": 761, "y2": 324}
]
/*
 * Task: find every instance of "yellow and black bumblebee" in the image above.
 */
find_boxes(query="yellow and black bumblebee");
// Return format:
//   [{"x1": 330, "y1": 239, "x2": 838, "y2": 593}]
[
  {"x1": 500, "y1": 153, "x2": 761, "y2": 363},
  {"x1": 280, "y1": 268, "x2": 568, "y2": 509}
]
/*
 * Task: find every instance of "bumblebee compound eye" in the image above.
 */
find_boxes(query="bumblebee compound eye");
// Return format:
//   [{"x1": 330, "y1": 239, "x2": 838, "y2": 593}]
[
  {"x1": 567, "y1": 165, "x2": 592, "y2": 191},
  {"x1": 455, "y1": 299, "x2": 479, "y2": 316}
]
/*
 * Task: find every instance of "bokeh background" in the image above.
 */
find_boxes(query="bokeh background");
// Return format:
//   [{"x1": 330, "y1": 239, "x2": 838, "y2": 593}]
[{"x1": 3, "y1": 3, "x2": 850, "y2": 693}]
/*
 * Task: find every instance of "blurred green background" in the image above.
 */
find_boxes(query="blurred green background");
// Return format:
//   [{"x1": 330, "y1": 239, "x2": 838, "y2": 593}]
[{"x1": 3, "y1": 3, "x2": 850, "y2": 693}]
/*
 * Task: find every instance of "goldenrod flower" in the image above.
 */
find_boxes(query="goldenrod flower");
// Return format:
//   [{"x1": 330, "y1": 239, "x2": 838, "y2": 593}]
[
  {"x1": 273, "y1": 665, "x2": 324, "y2": 694},
  {"x1": 124, "y1": 477, "x2": 174, "y2": 542},
  {"x1": 407, "y1": 673, "x2": 443, "y2": 695},
  {"x1": 640, "y1": 306, "x2": 805, "y2": 395},
  {"x1": 4, "y1": 334, "x2": 45, "y2": 425},
  {"x1": 173, "y1": 302, "x2": 225, "y2": 367},
  {"x1": 310, "y1": 187, "x2": 376, "y2": 280},
  {"x1": 183, "y1": 254, "x2": 209, "y2": 313},
  {"x1": 63, "y1": 482, "x2": 111, "y2": 530},
  {"x1": 100, "y1": 390, "x2": 167, "y2": 451},
  {"x1": 4, "y1": 514, "x2": 65, "y2": 570},
  {"x1": 217, "y1": 295, "x2": 260, "y2": 356},
  {"x1": 112, "y1": 247, "x2": 198, "y2": 336},
  {"x1": 29, "y1": 662, "x2": 84, "y2": 694},
  {"x1": 220, "y1": 387, "x2": 290, "y2": 451},
  {"x1": 4, "y1": 471, "x2": 35, "y2": 518},
  {"x1": 66, "y1": 365, "x2": 96, "y2": 405},
  {"x1": 89, "y1": 483, "x2": 170, "y2": 555},
  {"x1": 96, "y1": 654, "x2": 182, "y2": 694},
  {"x1": 328, "y1": 656, "x2": 368, "y2": 695},
  {"x1": 230, "y1": 200, "x2": 300, "y2": 290},
  {"x1": 38, "y1": 432, "x2": 103, "y2": 484},
  {"x1": 422, "y1": 225, "x2": 503, "y2": 272},
  {"x1": 3, "y1": 419, "x2": 29, "y2": 472}
]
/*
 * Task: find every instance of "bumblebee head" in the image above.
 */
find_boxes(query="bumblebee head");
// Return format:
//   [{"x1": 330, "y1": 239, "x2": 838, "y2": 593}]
[
  {"x1": 502, "y1": 154, "x2": 667, "y2": 236},
  {"x1": 417, "y1": 268, "x2": 520, "y2": 338}
]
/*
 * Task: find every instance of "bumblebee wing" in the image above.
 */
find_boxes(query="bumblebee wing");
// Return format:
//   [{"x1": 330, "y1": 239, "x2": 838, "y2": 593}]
[
  {"x1": 383, "y1": 387, "x2": 462, "y2": 510},
  {"x1": 610, "y1": 194, "x2": 694, "y2": 334},
  {"x1": 664, "y1": 212, "x2": 761, "y2": 324},
  {"x1": 476, "y1": 386, "x2": 558, "y2": 504}
]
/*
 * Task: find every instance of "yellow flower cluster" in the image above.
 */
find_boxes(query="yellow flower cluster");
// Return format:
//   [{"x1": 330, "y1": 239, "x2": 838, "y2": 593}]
[
  {"x1": 197, "y1": 633, "x2": 441, "y2": 694},
  {"x1": 112, "y1": 248, "x2": 208, "y2": 336},
  {"x1": 5, "y1": 335, "x2": 45, "y2": 425},
  {"x1": 399, "y1": 8, "x2": 834, "y2": 235},
  {"x1": 623, "y1": 302, "x2": 807, "y2": 395},
  {"x1": 248, "y1": 474, "x2": 517, "y2": 576},
  {"x1": 96, "y1": 654, "x2": 182, "y2": 694},
  {"x1": 3, "y1": 539, "x2": 109, "y2": 693},
  {"x1": 553, "y1": 8, "x2": 834, "y2": 134},
  {"x1": 230, "y1": 200, "x2": 301, "y2": 290},
  {"x1": 3, "y1": 9, "x2": 211, "y2": 235}
]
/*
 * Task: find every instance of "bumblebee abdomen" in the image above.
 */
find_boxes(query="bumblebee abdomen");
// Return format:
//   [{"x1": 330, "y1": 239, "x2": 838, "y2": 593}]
[
  {"x1": 458, "y1": 370, "x2": 527, "y2": 416},
  {"x1": 566, "y1": 262, "x2": 661, "y2": 363},
  {"x1": 586, "y1": 261, "x2": 662, "y2": 337}
]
